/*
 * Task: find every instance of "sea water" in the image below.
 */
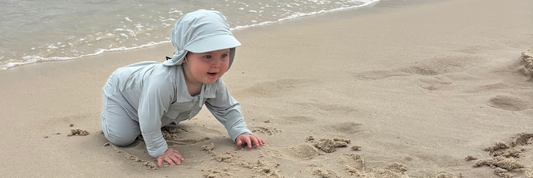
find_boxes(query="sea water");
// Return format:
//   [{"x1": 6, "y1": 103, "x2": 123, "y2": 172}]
[{"x1": 0, "y1": 0, "x2": 379, "y2": 70}]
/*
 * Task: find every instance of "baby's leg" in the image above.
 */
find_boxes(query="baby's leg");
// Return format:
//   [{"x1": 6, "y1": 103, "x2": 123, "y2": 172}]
[{"x1": 101, "y1": 95, "x2": 140, "y2": 146}]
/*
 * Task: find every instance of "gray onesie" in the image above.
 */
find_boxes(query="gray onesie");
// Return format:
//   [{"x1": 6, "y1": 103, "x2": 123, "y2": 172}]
[{"x1": 101, "y1": 61, "x2": 252, "y2": 158}]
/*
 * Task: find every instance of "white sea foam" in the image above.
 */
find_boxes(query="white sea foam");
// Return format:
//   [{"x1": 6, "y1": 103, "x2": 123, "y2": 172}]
[
  {"x1": 2, "y1": 41, "x2": 170, "y2": 70},
  {"x1": 232, "y1": 0, "x2": 379, "y2": 31}
]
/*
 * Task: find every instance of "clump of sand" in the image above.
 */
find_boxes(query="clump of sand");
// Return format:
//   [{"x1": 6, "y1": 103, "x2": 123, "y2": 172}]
[
  {"x1": 144, "y1": 161, "x2": 158, "y2": 170},
  {"x1": 340, "y1": 153, "x2": 464, "y2": 178},
  {"x1": 351, "y1": 146, "x2": 361, "y2": 151},
  {"x1": 68, "y1": 129, "x2": 89, "y2": 136},
  {"x1": 201, "y1": 167, "x2": 235, "y2": 178},
  {"x1": 520, "y1": 47, "x2": 533, "y2": 76},
  {"x1": 202, "y1": 143, "x2": 215, "y2": 151},
  {"x1": 474, "y1": 157, "x2": 525, "y2": 171},
  {"x1": 473, "y1": 133, "x2": 533, "y2": 177},
  {"x1": 248, "y1": 160, "x2": 282, "y2": 178},
  {"x1": 231, "y1": 159, "x2": 283, "y2": 178},
  {"x1": 214, "y1": 153, "x2": 233, "y2": 163},
  {"x1": 201, "y1": 143, "x2": 234, "y2": 163},
  {"x1": 433, "y1": 172, "x2": 462, "y2": 178},
  {"x1": 342, "y1": 153, "x2": 410, "y2": 177},
  {"x1": 313, "y1": 169, "x2": 339, "y2": 178},
  {"x1": 313, "y1": 138, "x2": 351, "y2": 153}
]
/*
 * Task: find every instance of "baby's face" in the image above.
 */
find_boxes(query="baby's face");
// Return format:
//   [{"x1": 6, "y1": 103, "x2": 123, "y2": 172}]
[{"x1": 186, "y1": 49, "x2": 230, "y2": 84}]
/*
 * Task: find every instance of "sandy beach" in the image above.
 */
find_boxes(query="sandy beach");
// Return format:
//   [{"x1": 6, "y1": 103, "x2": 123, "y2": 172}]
[{"x1": 1, "y1": 0, "x2": 532, "y2": 177}]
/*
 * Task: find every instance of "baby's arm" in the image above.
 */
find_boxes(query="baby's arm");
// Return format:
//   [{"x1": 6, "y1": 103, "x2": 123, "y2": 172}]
[
  {"x1": 205, "y1": 80, "x2": 264, "y2": 147},
  {"x1": 138, "y1": 73, "x2": 183, "y2": 166}
]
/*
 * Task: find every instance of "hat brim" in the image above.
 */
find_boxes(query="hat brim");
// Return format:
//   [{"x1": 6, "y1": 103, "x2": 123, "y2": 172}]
[{"x1": 185, "y1": 34, "x2": 241, "y2": 53}]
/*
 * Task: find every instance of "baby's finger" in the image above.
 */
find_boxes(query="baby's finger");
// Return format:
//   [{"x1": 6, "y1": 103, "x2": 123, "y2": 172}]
[
  {"x1": 164, "y1": 157, "x2": 175, "y2": 165},
  {"x1": 236, "y1": 139, "x2": 243, "y2": 146},
  {"x1": 245, "y1": 137, "x2": 252, "y2": 148},
  {"x1": 170, "y1": 155, "x2": 181, "y2": 165},
  {"x1": 158, "y1": 158, "x2": 163, "y2": 167},
  {"x1": 251, "y1": 136, "x2": 260, "y2": 147},
  {"x1": 173, "y1": 150, "x2": 184, "y2": 160}
]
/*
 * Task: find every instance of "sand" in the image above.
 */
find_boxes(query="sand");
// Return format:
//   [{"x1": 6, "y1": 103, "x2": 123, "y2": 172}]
[{"x1": 0, "y1": 0, "x2": 532, "y2": 177}]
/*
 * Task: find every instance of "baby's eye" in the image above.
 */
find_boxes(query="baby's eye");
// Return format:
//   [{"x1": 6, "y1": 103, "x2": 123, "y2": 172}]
[
  {"x1": 221, "y1": 54, "x2": 228, "y2": 58},
  {"x1": 203, "y1": 55, "x2": 212, "y2": 59}
]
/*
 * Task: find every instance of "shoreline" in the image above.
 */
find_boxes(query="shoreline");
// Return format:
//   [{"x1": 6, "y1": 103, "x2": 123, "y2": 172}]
[
  {"x1": 0, "y1": 0, "x2": 382, "y2": 72},
  {"x1": 1, "y1": 0, "x2": 532, "y2": 177}
]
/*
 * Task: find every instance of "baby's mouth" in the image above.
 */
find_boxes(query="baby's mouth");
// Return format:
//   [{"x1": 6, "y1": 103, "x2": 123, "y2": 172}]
[{"x1": 207, "y1": 72, "x2": 218, "y2": 77}]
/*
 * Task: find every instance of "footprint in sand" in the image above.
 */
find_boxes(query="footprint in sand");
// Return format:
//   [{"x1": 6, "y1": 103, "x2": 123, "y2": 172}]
[
  {"x1": 351, "y1": 65, "x2": 440, "y2": 81},
  {"x1": 352, "y1": 54, "x2": 480, "y2": 81},
  {"x1": 351, "y1": 69, "x2": 408, "y2": 80},
  {"x1": 487, "y1": 94, "x2": 531, "y2": 111},
  {"x1": 252, "y1": 126, "x2": 281, "y2": 135},
  {"x1": 416, "y1": 76, "x2": 453, "y2": 91},
  {"x1": 286, "y1": 144, "x2": 322, "y2": 160},
  {"x1": 342, "y1": 153, "x2": 412, "y2": 177},
  {"x1": 326, "y1": 122, "x2": 362, "y2": 134},
  {"x1": 464, "y1": 82, "x2": 508, "y2": 93}
]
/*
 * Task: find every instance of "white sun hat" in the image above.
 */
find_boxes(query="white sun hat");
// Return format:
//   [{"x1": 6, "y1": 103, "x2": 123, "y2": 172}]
[{"x1": 163, "y1": 10, "x2": 241, "y2": 70}]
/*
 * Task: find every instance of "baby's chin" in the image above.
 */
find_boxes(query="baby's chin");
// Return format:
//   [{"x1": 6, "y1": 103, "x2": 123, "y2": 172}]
[{"x1": 201, "y1": 78, "x2": 219, "y2": 84}]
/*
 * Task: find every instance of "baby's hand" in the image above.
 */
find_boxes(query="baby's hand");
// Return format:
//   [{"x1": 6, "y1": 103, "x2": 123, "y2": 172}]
[
  {"x1": 236, "y1": 134, "x2": 265, "y2": 148},
  {"x1": 156, "y1": 148, "x2": 184, "y2": 167}
]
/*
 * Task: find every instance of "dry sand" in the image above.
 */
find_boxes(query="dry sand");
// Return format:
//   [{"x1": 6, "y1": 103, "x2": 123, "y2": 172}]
[{"x1": 0, "y1": 0, "x2": 532, "y2": 177}]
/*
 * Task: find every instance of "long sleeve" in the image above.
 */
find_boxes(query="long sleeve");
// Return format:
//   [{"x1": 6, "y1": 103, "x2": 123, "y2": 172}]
[
  {"x1": 138, "y1": 73, "x2": 175, "y2": 158},
  {"x1": 205, "y1": 80, "x2": 252, "y2": 142}
]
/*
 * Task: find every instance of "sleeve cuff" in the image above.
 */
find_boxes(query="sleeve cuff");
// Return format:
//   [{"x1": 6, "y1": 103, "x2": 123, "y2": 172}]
[{"x1": 148, "y1": 142, "x2": 168, "y2": 158}]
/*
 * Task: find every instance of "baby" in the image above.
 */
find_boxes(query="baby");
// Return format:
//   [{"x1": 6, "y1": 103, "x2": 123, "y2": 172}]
[{"x1": 101, "y1": 10, "x2": 264, "y2": 167}]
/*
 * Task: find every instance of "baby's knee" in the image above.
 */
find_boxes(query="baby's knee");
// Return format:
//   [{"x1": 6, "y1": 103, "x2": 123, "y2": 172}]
[
  {"x1": 101, "y1": 116, "x2": 140, "y2": 147},
  {"x1": 103, "y1": 131, "x2": 137, "y2": 147}
]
